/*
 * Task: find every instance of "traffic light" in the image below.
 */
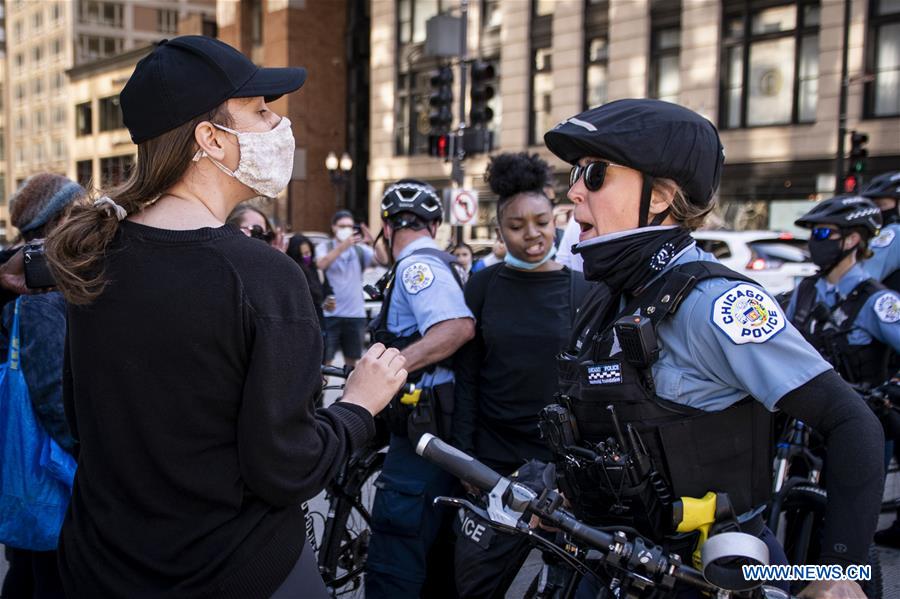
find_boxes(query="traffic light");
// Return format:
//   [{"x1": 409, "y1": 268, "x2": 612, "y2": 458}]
[
  {"x1": 843, "y1": 130, "x2": 869, "y2": 193},
  {"x1": 469, "y1": 60, "x2": 496, "y2": 128},
  {"x1": 428, "y1": 132, "x2": 453, "y2": 160},
  {"x1": 848, "y1": 130, "x2": 869, "y2": 175},
  {"x1": 428, "y1": 65, "x2": 454, "y2": 134}
]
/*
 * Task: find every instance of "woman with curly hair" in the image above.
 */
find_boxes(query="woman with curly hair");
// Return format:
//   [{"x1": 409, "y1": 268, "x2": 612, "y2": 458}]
[{"x1": 450, "y1": 153, "x2": 593, "y2": 598}]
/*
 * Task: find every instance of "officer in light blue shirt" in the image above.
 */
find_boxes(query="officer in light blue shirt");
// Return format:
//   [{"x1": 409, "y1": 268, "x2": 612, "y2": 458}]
[
  {"x1": 861, "y1": 171, "x2": 900, "y2": 290},
  {"x1": 543, "y1": 99, "x2": 883, "y2": 599},
  {"x1": 785, "y1": 195, "x2": 898, "y2": 386},
  {"x1": 365, "y1": 180, "x2": 474, "y2": 599}
]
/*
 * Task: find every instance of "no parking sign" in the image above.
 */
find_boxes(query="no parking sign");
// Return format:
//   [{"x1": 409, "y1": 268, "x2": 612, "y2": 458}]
[{"x1": 449, "y1": 188, "x2": 478, "y2": 225}]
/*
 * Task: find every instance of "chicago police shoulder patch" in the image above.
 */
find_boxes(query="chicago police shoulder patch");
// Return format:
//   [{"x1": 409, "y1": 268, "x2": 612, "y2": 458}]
[
  {"x1": 874, "y1": 293, "x2": 900, "y2": 324},
  {"x1": 401, "y1": 262, "x2": 435, "y2": 294},
  {"x1": 871, "y1": 228, "x2": 895, "y2": 249},
  {"x1": 712, "y1": 283, "x2": 785, "y2": 344}
]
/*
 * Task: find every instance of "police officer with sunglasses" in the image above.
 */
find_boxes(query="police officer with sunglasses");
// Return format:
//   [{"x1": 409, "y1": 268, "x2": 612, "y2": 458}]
[{"x1": 543, "y1": 99, "x2": 883, "y2": 599}]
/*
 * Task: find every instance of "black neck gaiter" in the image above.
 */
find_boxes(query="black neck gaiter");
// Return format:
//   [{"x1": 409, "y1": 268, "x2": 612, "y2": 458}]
[{"x1": 575, "y1": 226, "x2": 695, "y2": 295}]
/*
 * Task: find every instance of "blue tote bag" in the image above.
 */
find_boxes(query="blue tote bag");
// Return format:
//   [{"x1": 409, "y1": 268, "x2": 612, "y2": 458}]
[{"x1": 0, "y1": 297, "x2": 77, "y2": 550}]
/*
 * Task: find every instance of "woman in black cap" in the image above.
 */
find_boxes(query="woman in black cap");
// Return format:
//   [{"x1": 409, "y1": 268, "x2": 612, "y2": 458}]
[
  {"x1": 543, "y1": 99, "x2": 881, "y2": 599},
  {"x1": 45, "y1": 36, "x2": 407, "y2": 598}
]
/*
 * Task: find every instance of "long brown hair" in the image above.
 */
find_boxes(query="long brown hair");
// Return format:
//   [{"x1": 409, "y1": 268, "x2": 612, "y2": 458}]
[{"x1": 45, "y1": 104, "x2": 233, "y2": 305}]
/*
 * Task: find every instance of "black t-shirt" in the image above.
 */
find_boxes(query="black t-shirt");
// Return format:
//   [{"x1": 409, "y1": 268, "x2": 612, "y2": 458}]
[
  {"x1": 452, "y1": 263, "x2": 589, "y2": 474},
  {"x1": 58, "y1": 221, "x2": 374, "y2": 599}
]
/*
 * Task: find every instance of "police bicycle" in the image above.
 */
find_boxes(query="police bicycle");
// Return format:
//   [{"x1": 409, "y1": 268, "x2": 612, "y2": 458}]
[
  {"x1": 416, "y1": 433, "x2": 797, "y2": 599},
  {"x1": 765, "y1": 385, "x2": 894, "y2": 599},
  {"x1": 304, "y1": 365, "x2": 390, "y2": 597}
]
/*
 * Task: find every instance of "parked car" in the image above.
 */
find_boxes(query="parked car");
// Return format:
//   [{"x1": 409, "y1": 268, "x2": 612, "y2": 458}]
[{"x1": 692, "y1": 230, "x2": 817, "y2": 295}]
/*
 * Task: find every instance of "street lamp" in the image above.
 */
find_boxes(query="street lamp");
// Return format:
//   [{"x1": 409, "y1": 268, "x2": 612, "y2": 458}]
[{"x1": 325, "y1": 151, "x2": 353, "y2": 209}]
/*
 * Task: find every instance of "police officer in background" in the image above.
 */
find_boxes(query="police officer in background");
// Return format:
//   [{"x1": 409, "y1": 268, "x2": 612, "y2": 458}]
[
  {"x1": 786, "y1": 195, "x2": 900, "y2": 386},
  {"x1": 365, "y1": 180, "x2": 475, "y2": 598},
  {"x1": 786, "y1": 196, "x2": 900, "y2": 551},
  {"x1": 543, "y1": 99, "x2": 883, "y2": 599},
  {"x1": 862, "y1": 171, "x2": 900, "y2": 290}
]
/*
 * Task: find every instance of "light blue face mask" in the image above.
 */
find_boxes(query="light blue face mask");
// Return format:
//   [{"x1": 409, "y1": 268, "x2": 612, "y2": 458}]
[{"x1": 503, "y1": 244, "x2": 558, "y2": 270}]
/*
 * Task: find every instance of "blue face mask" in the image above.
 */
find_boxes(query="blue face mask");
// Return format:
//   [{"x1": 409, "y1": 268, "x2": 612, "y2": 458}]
[{"x1": 503, "y1": 244, "x2": 558, "y2": 270}]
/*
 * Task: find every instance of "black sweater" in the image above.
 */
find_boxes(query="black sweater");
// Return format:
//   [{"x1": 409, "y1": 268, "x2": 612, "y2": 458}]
[
  {"x1": 58, "y1": 222, "x2": 374, "y2": 599},
  {"x1": 452, "y1": 264, "x2": 589, "y2": 474}
]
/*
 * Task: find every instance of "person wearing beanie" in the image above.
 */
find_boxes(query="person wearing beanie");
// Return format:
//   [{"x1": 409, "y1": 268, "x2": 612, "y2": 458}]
[
  {"x1": 1, "y1": 174, "x2": 83, "y2": 599},
  {"x1": 44, "y1": 36, "x2": 407, "y2": 598}
]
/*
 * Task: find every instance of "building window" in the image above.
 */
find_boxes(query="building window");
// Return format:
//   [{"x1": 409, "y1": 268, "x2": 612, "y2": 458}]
[
  {"x1": 0, "y1": 132, "x2": 5, "y2": 162},
  {"x1": 52, "y1": 3, "x2": 62, "y2": 22},
  {"x1": 14, "y1": 53, "x2": 24, "y2": 70},
  {"x1": 16, "y1": 114, "x2": 26, "y2": 132},
  {"x1": 13, "y1": 20, "x2": 22, "y2": 43},
  {"x1": 76, "y1": 102, "x2": 92, "y2": 136},
  {"x1": 583, "y1": 0, "x2": 609, "y2": 110},
  {"x1": 482, "y1": 0, "x2": 501, "y2": 29},
  {"x1": 34, "y1": 142, "x2": 45, "y2": 163},
  {"x1": 35, "y1": 110, "x2": 45, "y2": 129},
  {"x1": 394, "y1": 69, "x2": 429, "y2": 156},
  {"x1": 98, "y1": 95, "x2": 124, "y2": 131},
  {"x1": 32, "y1": 44, "x2": 43, "y2": 65},
  {"x1": 649, "y1": 0, "x2": 681, "y2": 103},
  {"x1": 77, "y1": 35, "x2": 123, "y2": 62},
  {"x1": 529, "y1": 0, "x2": 553, "y2": 145},
  {"x1": 202, "y1": 17, "x2": 218, "y2": 38},
  {"x1": 14, "y1": 84, "x2": 24, "y2": 102},
  {"x1": 53, "y1": 139, "x2": 66, "y2": 161},
  {"x1": 52, "y1": 72, "x2": 65, "y2": 93},
  {"x1": 720, "y1": 1, "x2": 820, "y2": 128},
  {"x1": 158, "y1": 8, "x2": 178, "y2": 34},
  {"x1": 865, "y1": 0, "x2": 900, "y2": 117},
  {"x1": 32, "y1": 77, "x2": 44, "y2": 97},
  {"x1": 397, "y1": 0, "x2": 443, "y2": 45},
  {"x1": 78, "y1": 1, "x2": 123, "y2": 27},
  {"x1": 53, "y1": 105, "x2": 66, "y2": 125},
  {"x1": 530, "y1": 48, "x2": 553, "y2": 145},
  {"x1": 32, "y1": 9, "x2": 43, "y2": 32},
  {"x1": 100, "y1": 155, "x2": 134, "y2": 186},
  {"x1": 249, "y1": 0, "x2": 263, "y2": 45},
  {"x1": 15, "y1": 147, "x2": 26, "y2": 167},
  {"x1": 76, "y1": 160, "x2": 93, "y2": 188},
  {"x1": 52, "y1": 38, "x2": 63, "y2": 56}
]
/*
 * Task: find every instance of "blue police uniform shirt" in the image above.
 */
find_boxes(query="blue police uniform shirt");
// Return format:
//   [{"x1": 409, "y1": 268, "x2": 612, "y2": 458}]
[
  {"x1": 646, "y1": 244, "x2": 832, "y2": 412},
  {"x1": 385, "y1": 236, "x2": 473, "y2": 388},
  {"x1": 785, "y1": 263, "x2": 900, "y2": 353},
  {"x1": 863, "y1": 222, "x2": 900, "y2": 283}
]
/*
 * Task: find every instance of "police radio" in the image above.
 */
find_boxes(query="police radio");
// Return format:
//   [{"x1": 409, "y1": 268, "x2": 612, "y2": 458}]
[{"x1": 614, "y1": 315, "x2": 659, "y2": 369}]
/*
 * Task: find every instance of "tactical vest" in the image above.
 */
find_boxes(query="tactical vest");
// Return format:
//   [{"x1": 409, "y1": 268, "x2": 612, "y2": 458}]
[
  {"x1": 556, "y1": 262, "x2": 773, "y2": 533},
  {"x1": 368, "y1": 247, "x2": 464, "y2": 379},
  {"x1": 790, "y1": 276, "x2": 891, "y2": 387}
]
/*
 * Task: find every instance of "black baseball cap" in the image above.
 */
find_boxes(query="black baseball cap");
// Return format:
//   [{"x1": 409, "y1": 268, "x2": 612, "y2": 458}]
[{"x1": 121, "y1": 36, "x2": 307, "y2": 144}]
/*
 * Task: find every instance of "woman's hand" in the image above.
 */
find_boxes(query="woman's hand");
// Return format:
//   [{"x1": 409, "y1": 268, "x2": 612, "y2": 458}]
[
  {"x1": 798, "y1": 580, "x2": 868, "y2": 598},
  {"x1": 340, "y1": 343, "x2": 408, "y2": 416}
]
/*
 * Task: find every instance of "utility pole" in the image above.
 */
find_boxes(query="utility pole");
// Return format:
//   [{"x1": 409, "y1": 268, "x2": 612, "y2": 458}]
[
  {"x1": 451, "y1": 0, "x2": 468, "y2": 245},
  {"x1": 835, "y1": 0, "x2": 851, "y2": 192}
]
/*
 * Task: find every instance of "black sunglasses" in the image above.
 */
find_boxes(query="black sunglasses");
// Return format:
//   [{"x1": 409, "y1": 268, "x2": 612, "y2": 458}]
[
  {"x1": 245, "y1": 225, "x2": 275, "y2": 243},
  {"x1": 568, "y1": 160, "x2": 624, "y2": 192}
]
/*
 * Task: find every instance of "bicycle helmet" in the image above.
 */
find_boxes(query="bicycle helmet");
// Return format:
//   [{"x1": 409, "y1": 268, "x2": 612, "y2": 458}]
[
  {"x1": 544, "y1": 99, "x2": 725, "y2": 218},
  {"x1": 861, "y1": 172, "x2": 900, "y2": 201},
  {"x1": 795, "y1": 195, "x2": 882, "y2": 237},
  {"x1": 380, "y1": 179, "x2": 443, "y2": 229}
]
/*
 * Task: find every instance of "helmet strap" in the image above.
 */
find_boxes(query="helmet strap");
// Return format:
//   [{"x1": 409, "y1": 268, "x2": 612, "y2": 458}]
[{"x1": 638, "y1": 175, "x2": 670, "y2": 227}]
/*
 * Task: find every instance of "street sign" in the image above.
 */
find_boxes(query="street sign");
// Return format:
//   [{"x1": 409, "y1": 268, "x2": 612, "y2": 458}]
[{"x1": 449, "y1": 188, "x2": 478, "y2": 225}]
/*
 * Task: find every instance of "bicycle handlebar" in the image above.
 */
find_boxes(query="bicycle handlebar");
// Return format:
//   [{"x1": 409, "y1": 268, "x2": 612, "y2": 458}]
[{"x1": 415, "y1": 434, "x2": 503, "y2": 491}]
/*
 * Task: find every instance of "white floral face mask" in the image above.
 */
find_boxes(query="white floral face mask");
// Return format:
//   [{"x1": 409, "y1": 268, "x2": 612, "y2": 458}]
[{"x1": 193, "y1": 117, "x2": 295, "y2": 198}]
